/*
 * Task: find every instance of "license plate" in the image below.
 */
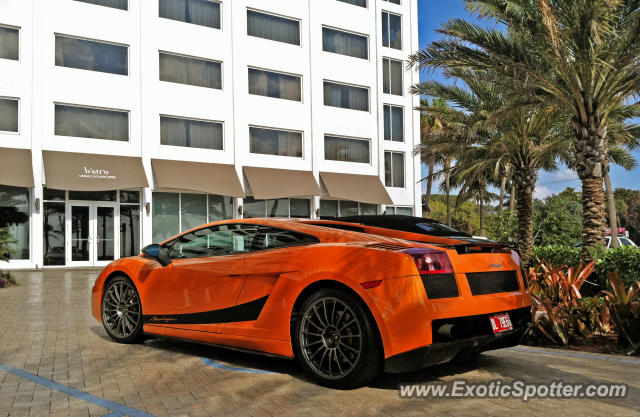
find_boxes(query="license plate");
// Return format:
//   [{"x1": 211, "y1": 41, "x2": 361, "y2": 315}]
[{"x1": 489, "y1": 312, "x2": 513, "y2": 333}]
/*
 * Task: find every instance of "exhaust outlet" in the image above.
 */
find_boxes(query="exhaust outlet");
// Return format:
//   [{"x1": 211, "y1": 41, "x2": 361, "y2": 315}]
[{"x1": 437, "y1": 324, "x2": 460, "y2": 341}]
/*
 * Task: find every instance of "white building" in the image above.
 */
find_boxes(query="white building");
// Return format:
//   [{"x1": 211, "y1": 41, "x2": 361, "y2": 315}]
[{"x1": 0, "y1": 0, "x2": 421, "y2": 269}]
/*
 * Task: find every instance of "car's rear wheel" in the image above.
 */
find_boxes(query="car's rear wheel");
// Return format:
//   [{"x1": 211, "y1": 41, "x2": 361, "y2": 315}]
[
  {"x1": 101, "y1": 276, "x2": 144, "y2": 344},
  {"x1": 293, "y1": 288, "x2": 381, "y2": 389}
]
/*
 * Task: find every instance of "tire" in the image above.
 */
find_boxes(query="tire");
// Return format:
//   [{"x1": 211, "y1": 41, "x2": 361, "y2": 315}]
[
  {"x1": 293, "y1": 288, "x2": 382, "y2": 389},
  {"x1": 101, "y1": 276, "x2": 144, "y2": 344}
]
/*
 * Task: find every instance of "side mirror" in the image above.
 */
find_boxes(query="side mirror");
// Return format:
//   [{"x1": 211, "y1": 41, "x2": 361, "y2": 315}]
[{"x1": 141, "y1": 244, "x2": 171, "y2": 267}]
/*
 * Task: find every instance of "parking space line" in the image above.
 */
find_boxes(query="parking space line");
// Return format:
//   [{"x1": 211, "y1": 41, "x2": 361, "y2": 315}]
[
  {"x1": 0, "y1": 362, "x2": 156, "y2": 417},
  {"x1": 507, "y1": 346, "x2": 640, "y2": 365},
  {"x1": 201, "y1": 357, "x2": 275, "y2": 374}
]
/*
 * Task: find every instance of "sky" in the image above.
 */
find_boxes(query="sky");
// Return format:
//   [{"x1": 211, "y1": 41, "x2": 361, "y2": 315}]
[{"x1": 417, "y1": 0, "x2": 640, "y2": 199}]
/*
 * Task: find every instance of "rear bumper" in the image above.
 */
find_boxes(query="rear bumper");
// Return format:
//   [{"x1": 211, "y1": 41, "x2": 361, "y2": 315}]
[{"x1": 383, "y1": 307, "x2": 530, "y2": 374}]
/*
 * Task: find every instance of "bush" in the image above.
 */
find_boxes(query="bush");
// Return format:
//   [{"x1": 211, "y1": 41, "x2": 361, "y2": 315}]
[
  {"x1": 531, "y1": 245, "x2": 581, "y2": 269},
  {"x1": 602, "y1": 272, "x2": 640, "y2": 354},
  {"x1": 596, "y1": 246, "x2": 640, "y2": 289}
]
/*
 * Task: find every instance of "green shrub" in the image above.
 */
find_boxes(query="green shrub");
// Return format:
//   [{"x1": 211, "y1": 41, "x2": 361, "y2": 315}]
[
  {"x1": 531, "y1": 245, "x2": 581, "y2": 269},
  {"x1": 596, "y1": 247, "x2": 640, "y2": 289}
]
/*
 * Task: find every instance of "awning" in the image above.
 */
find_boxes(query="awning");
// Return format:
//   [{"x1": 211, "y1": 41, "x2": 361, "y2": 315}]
[
  {"x1": 0, "y1": 148, "x2": 34, "y2": 188},
  {"x1": 320, "y1": 172, "x2": 393, "y2": 205},
  {"x1": 243, "y1": 166, "x2": 321, "y2": 199},
  {"x1": 152, "y1": 159, "x2": 245, "y2": 197},
  {"x1": 43, "y1": 151, "x2": 148, "y2": 191}
]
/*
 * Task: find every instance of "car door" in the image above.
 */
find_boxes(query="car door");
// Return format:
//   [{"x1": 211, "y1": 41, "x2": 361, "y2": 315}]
[
  {"x1": 223, "y1": 225, "x2": 320, "y2": 339},
  {"x1": 142, "y1": 223, "x2": 258, "y2": 334}
]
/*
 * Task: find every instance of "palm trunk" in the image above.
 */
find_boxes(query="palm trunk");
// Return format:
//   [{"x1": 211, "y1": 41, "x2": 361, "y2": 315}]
[
  {"x1": 604, "y1": 171, "x2": 620, "y2": 248},
  {"x1": 498, "y1": 176, "x2": 506, "y2": 217},
  {"x1": 444, "y1": 158, "x2": 451, "y2": 226},
  {"x1": 424, "y1": 156, "x2": 435, "y2": 214},
  {"x1": 509, "y1": 184, "x2": 516, "y2": 215},
  {"x1": 514, "y1": 168, "x2": 537, "y2": 264},
  {"x1": 574, "y1": 118, "x2": 608, "y2": 260},
  {"x1": 479, "y1": 186, "x2": 486, "y2": 237}
]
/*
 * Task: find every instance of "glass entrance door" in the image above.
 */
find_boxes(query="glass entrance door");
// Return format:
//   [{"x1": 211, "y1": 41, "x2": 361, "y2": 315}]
[{"x1": 68, "y1": 203, "x2": 118, "y2": 267}]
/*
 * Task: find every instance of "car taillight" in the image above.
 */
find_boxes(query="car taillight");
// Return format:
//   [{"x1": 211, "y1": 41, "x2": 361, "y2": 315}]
[{"x1": 403, "y1": 248, "x2": 454, "y2": 275}]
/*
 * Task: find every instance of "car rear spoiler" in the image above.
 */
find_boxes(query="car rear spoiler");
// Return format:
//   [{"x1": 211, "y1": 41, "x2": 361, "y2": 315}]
[{"x1": 432, "y1": 239, "x2": 519, "y2": 255}]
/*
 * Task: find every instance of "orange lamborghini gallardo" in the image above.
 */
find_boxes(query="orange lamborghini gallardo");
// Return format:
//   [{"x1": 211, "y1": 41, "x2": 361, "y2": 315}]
[{"x1": 91, "y1": 215, "x2": 531, "y2": 388}]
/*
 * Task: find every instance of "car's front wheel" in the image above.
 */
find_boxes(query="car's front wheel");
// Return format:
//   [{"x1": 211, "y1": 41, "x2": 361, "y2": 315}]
[
  {"x1": 101, "y1": 276, "x2": 144, "y2": 344},
  {"x1": 293, "y1": 288, "x2": 382, "y2": 389}
]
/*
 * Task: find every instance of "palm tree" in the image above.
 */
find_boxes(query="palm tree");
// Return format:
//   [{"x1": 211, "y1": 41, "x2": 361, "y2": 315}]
[{"x1": 410, "y1": 0, "x2": 640, "y2": 259}]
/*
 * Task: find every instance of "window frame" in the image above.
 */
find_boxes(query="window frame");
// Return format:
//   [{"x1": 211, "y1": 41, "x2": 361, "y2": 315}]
[
  {"x1": 382, "y1": 57, "x2": 404, "y2": 96},
  {"x1": 321, "y1": 25, "x2": 369, "y2": 60},
  {"x1": 336, "y1": 0, "x2": 367, "y2": 8},
  {"x1": 73, "y1": 0, "x2": 129, "y2": 10},
  {"x1": 248, "y1": 125, "x2": 304, "y2": 158},
  {"x1": 242, "y1": 197, "x2": 311, "y2": 219},
  {"x1": 323, "y1": 80, "x2": 370, "y2": 112},
  {"x1": 383, "y1": 104, "x2": 404, "y2": 142},
  {"x1": 0, "y1": 24, "x2": 20, "y2": 61},
  {"x1": 0, "y1": 96, "x2": 19, "y2": 134},
  {"x1": 324, "y1": 134, "x2": 371, "y2": 164},
  {"x1": 385, "y1": 150, "x2": 405, "y2": 188},
  {"x1": 159, "y1": 114, "x2": 225, "y2": 151},
  {"x1": 158, "y1": 50, "x2": 223, "y2": 90},
  {"x1": 54, "y1": 33, "x2": 129, "y2": 76},
  {"x1": 381, "y1": 10, "x2": 402, "y2": 50},
  {"x1": 158, "y1": 0, "x2": 223, "y2": 30},
  {"x1": 248, "y1": 66, "x2": 303, "y2": 102},
  {"x1": 318, "y1": 199, "x2": 379, "y2": 217},
  {"x1": 54, "y1": 102, "x2": 130, "y2": 142},
  {"x1": 246, "y1": 8, "x2": 301, "y2": 46}
]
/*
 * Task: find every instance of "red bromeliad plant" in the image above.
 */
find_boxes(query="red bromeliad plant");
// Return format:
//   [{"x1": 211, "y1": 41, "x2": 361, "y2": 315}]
[{"x1": 601, "y1": 273, "x2": 640, "y2": 354}]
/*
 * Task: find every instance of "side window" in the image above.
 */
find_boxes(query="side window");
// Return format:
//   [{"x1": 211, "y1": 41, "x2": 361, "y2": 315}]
[
  {"x1": 250, "y1": 226, "x2": 319, "y2": 251},
  {"x1": 169, "y1": 224, "x2": 259, "y2": 259}
]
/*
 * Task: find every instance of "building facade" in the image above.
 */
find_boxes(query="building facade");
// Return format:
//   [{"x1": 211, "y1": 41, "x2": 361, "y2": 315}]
[{"x1": 0, "y1": 0, "x2": 421, "y2": 269}]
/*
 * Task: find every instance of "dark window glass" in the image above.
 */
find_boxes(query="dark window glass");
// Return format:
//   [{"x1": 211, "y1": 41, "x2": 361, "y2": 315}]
[
  {"x1": 55, "y1": 35, "x2": 128, "y2": 75},
  {"x1": 290, "y1": 199, "x2": 310, "y2": 218},
  {"x1": 324, "y1": 135, "x2": 370, "y2": 163},
  {"x1": 180, "y1": 193, "x2": 207, "y2": 232},
  {"x1": 383, "y1": 0, "x2": 400, "y2": 4},
  {"x1": 0, "y1": 26, "x2": 19, "y2": 61},
  {"x1": 43, "y1": 188, "x2": 65, "y2": 201},
  {"x1": 120, "y1": 205, "x2": 140, "y2": 257},
  {"x1": 159, "y1": 0, "x2": 221, "y2": 29},
  {"x1": 208, "y1": 194, "x2": 233, "y2": 221},
  {"x1": 68, "y1": 190, "x2": 116, "y2": 201},
  {"x1": 169, "y1": 224, "x2": 258, "y2": 259},
  {"x1": 384, "y1": 104, "x2": 403, "y2": 141},
  {"x1": 119, "y1": 190, "x2": 140, "y2": 204},
  {"x1": 250, "y1": 226, "x2": 319, "y2": 251},
  {"x1": 71, "y1": 206, "x2": 89, "y2": 261},
  {"x1": 248, "y1": 68, "x2": 302, "y2": 101},
  {"x1": 161, "y1": 116, "x2": 223, "y2": 150},
  {"x1": 74, "y1": 0, "x2": 128, "y2": 10},
  {"x1": 322, "y1": 27, "x2": 368, "y2": 59},
  {"x1": 159, "y1": 52, "x2": 222, "y2": 89},
  {"x1": 340, "y1": 200, "x2": 359, "y2": 216},
  {"x1": 0, "y1": 186, "x2": 29, "y2": 260},
  {"x1": 382, "y1": 11, "x2": 402, "y2": 49},
  {"x1": 383, "y1": 58, "x2": 403, "y2": 95},
  {"x1": 55, "y1": 104, "x2": 129, "y2": 141},
  {"x1": 152, "y1": 192, "x2": 179, "y2": 243},
  {"x1": 267, "y1": 198, "x2": 289, "y2": 217},
  {"x1": 360, "y1": 203, "x2": 377, "y2": 215},
  {"x1": 43, "y1": 202, "x2": 65, "y2": 265},
  {"x1": 323, "y1": 81, "x2": 369, "y2": 111},
  {"x1": 243, "y1": 197, "x2": 265, "y2": 218},
  {"x1": 319, "y1": 199, "x2": 338, "y2": 218},
  {"x1": 385, "y1": 151, "x2": 404, "y2": 187},
  {"x1": 249, "y1": 127, "x2": 302, "y2": 157},
  {"x1": 336, "y1": 0, "x2": 366, "y2": 7},
  {"x1": 247, "y1": 10, "x2": 300, "y2": 45},
  {"x1": 0, "y1": 98, "x2": 18, "y2": 132}
]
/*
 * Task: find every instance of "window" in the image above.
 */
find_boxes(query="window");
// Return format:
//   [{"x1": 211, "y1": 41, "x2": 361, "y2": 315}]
[
  {"x1": 247, "y1": 10, "x2": 300, "y2": 45},
  {"x1": 169, "y1": 224, "x2": 257, "y2": 259},
  {"x1": 250, "y1": 226, "x2": 319, "y2": 251},
  {"x1": 0, "y1": 186, "x2": 29, "y2": 260},
  {"x1": 0, "y1": 98, "x2": 18, "y2": 132},
  {"x1": 159, "y1": 0, "x2": 221, "y2": 29},
  {"x1": 383, "y1": 0, "x2": 400, "y2": 4},
  {"x1": 159, "y1": 52, "x2": 222, "y2": 89},
  {"x1": 43, "y1": 201, "x2": 65, "y2": 265},
  {"x1": 55, "y1": 35, "x2": 128, "y2": 76},
  {"x1": 384, "y1": 104, "x2": 403, "y2": 141},
  {"x1": 387, "y1": 206, "x2": 413, "y2": 215},
  {"x1": 322, "y1": 27, "x2": 368, "y2": 60},
  {"x1": 119, "y1": 190, "x2": 140, "y2": 257},
  {"x1": 242, "y1": 197, "x2": 310, "y2": 218},
  {"x1": 383, "y1": 58, "x2": 403, "y2": 95},
  {"x1": 323, "y1": 81, "x2": 369, "y2": 112},
  {"x1": 55, "y1": 104, "x2": 129, "y2": 141},
  {"x1": 160, "y1": 116, "x2": 223, "y2": 150},
  {"x1": 324, "y1": 135, "x2": 370, "y2": 163},
  {"x1": 0, "y1": 25, "x2": 19, "y2": 61},
  {"x1": 74, "y1": 0, "x2": 128, "y2": 10},
  {"x1": 382, "y1": 11, "x2": 402, "y2": 49},
  {"x1": 319, "y1": 200, "x2": 378, "y2": 217},
  {"x1": 336, "y1": 0, "x2": 366, "y2": 7},
  {"x1": 152, "y1": 192, "x2": 233, "y2": 243},
  {"x1": 68, "y1": 190, "x2": 116, "y2": 201},
  {"x1": 249, "y1": 127, "x2": 302, "y2": 157},
  {"x1": 385, "y1": 151, "x2": 405, "y2": 188},
  {"x1": 248, "y1": 68, "x2": 301, "y2": 101}
]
